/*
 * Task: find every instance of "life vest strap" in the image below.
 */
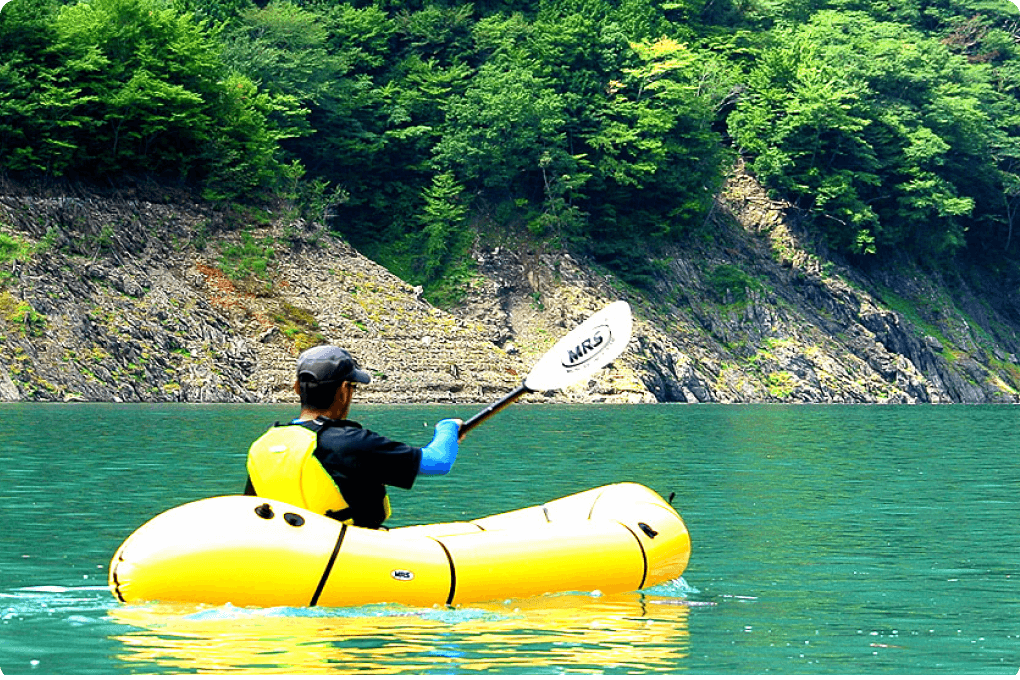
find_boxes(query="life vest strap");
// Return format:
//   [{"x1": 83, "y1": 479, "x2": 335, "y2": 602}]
[{"x1": 325, "y1": 507, "x2": 355, "y2": 523}]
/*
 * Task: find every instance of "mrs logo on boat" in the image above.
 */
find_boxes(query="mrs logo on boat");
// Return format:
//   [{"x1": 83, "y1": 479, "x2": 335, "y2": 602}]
[
  {"x1": 562, "y1": 324, "x2": 611, "y2": 370},
  {"x1": 391, "y1": 569, "x2": 414, "y2": 581}
]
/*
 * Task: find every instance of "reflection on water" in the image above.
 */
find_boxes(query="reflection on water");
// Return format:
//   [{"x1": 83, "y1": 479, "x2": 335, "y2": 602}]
[{"x1": 109, "y1": 588, "x2": 694, "y2": 674}]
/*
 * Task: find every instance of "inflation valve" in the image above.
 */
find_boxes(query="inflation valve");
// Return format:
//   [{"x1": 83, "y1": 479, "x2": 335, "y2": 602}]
[{"x1": 254, "y1": 503, "x2": 275, "y2": 520}]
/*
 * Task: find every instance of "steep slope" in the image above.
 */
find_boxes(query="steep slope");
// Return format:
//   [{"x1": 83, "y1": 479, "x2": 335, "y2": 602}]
[
  {"x1": 0, "y1": 191, "x2": 519, "y2": 403},
  {"x1": 1, "y1": 165, "x2": 1019, "y2": 405},
  {"x1": 455, "y1": 162, "x2": 1020, "y2": 404}
]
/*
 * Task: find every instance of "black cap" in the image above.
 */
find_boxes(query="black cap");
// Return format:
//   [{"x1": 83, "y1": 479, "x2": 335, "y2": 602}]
[{"x1": 296, "y1": 346, "x2": 371, "y2": 385}]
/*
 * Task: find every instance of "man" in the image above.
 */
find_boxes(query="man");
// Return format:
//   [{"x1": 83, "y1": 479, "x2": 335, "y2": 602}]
[{"x1": 245, "y1": 344, "x2": 461, "y2": 529}]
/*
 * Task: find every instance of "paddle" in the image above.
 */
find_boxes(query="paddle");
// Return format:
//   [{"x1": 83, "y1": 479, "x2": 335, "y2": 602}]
[{"x1": 458, "y1": 300, "x2": 634, "y2": 439}]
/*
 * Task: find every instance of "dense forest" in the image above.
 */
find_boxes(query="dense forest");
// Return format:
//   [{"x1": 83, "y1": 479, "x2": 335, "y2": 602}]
[{"x1": 2, "y1": 0, "x2": 1020, "y2": 297}]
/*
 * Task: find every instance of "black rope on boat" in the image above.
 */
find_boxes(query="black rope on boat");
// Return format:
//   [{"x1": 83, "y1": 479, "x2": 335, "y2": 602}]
[
  {"x1": 620, "y1": 523, "x2": 649, "y2": 591},
  {"x1": 111, "y1": 557, "x2": 126, "y2": 603},
  {"x1": 310, "y1": 524, "x2": 347, "y2": 607},
  {"x1": 434, "y1": 538, "x2": 458, "y2": 606}
]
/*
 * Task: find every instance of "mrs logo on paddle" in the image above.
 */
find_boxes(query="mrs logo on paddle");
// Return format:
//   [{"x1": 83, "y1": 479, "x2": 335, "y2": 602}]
[{"x1": 562, "y1": 324, "x2": 611, "y2": 369}]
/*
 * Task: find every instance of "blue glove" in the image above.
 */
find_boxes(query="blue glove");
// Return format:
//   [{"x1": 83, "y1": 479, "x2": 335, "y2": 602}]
[{"x1": 419, "y1": 419, "x2": 461, "y2": 476}]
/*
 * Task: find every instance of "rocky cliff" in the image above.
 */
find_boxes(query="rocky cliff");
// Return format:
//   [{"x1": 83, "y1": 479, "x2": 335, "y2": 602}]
[{"x1": 2, "y1": 164, "x2": 1019, "y2": 405}]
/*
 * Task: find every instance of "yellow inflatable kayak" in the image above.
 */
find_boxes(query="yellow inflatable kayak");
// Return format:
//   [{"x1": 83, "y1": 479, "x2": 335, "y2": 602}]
[{"x1": 109, "y1": 482, "x2": 690, "y2": 608}]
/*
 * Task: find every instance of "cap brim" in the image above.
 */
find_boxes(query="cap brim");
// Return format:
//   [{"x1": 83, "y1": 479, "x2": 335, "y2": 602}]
[{"x1": 350, "y1": 367, "x2": 371, "y2": 384}]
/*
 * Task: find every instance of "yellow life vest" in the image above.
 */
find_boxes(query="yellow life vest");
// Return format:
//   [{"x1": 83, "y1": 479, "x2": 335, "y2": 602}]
[{"x1": 247, "y1": 424, "x2": 391, "y2": 525}]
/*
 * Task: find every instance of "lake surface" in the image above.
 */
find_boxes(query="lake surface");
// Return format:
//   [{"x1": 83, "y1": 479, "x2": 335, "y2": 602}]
[{"x1": 1, "y1": 402, "x2": 1018, "y2": 674}]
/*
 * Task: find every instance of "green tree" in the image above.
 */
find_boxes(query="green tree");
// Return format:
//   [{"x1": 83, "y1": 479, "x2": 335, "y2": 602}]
[
  {"x1": 728, "y1": 31, "x2": 878, "y2": 253},
  {"x1": 286, "y1": 2, "x2": 407, "y2": 218},
  {"x1": 728, "y1": 11, "x2": 1014, "y2": 259},
  {"x1": 16, "y1": 0, "x2": 302, "y2": 195},
  {"x1": 202, "y1": 72, "x2": 305, "y2": 199},
  {"x1": 0, "y1": 0, "x2": 89, "y2": 175},
  {"x1": 418, "y1": 171, "x2": 468, "y2": 280},
  {"x1": 433, "y1": 60, "x2": 567, "y2": 191},
  {"x1": 220, "y1": 0, "x2": 338, "y2": 140},
  {"x1": 584, "y1": 36, "x2": 726, "y2": 239},
  {"x1": 173, "y1": 0, "x2": 255, "y2": 23},
  {"x1": 55, "y1": 0, "x2": 223, "y2": 176}
]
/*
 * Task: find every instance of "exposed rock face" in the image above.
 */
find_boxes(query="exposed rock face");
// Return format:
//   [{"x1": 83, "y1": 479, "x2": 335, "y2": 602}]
[
  {"x1": 0, "y1": 194, "x2": 258, "y2": 402},
  {"x1": 1, "y1": 164, "x2": 1019, "y2": 404},
  {"x1": 0, "y1": 192, "x2": 521, "y2": 404},
  {"x1": 617, "y1": 162, "x2": 1020, "y2": 403}
]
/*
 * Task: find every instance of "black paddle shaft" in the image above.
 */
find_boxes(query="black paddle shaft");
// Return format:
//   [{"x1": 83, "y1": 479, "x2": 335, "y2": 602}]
[{"x1": 459, "y1": 383, "x2": 532, "y2": 439}]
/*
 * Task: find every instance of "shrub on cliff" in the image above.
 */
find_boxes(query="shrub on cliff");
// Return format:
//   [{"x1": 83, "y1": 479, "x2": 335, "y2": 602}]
[{"x1": 0, "y1": 0, "x2": 301, "y2": 196}]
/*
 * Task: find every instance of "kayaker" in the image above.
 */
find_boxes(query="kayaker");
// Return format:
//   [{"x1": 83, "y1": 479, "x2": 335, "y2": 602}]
[{"x1": 244, "y1": 344, "x2": 461, "y2": 529}]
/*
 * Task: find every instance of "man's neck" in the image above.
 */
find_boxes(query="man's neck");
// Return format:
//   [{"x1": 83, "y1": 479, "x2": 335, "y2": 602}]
[
  {"x1": 297, "y1": 408, "x2": 327, "y2": 422},
  {"x1": 299, "y1": 402, "x2": 350, "y2": 422}
]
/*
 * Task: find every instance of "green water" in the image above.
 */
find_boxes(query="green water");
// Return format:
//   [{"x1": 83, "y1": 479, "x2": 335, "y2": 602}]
[{"x1": 1, "y1": 403, "x2": 1018, "y2": 674}]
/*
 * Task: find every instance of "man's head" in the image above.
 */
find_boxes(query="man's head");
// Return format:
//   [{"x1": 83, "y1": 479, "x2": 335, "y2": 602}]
[{"x1": 295, "y1": 345, "x2": 371, "y2": 412}]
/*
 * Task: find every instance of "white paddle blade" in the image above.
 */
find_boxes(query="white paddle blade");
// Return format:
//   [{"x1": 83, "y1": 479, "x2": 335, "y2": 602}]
[{"x1": 524, "y1": 300, "x2": 633, "y2": 392}]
